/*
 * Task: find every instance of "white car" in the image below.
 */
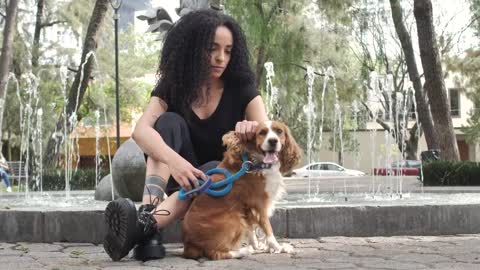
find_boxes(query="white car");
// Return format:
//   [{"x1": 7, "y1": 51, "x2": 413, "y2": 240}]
[{"x1": 291, "y1": 162, "x2": 366, "y2": 177}]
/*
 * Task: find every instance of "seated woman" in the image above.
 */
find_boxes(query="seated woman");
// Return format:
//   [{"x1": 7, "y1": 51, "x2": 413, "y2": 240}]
[{"x1": 103, "y1": 9, "x2": 268, "y2": 262}]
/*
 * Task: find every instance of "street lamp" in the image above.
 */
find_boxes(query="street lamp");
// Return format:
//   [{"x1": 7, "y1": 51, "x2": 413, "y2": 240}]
[{"x1": 110, "y1": 0, "x2": 122, "y2": 149}]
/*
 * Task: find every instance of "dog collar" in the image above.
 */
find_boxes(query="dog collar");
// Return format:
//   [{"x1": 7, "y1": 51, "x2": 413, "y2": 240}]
[{"x1": 242, "y1": 153, "x2": 273, "y2": 172}]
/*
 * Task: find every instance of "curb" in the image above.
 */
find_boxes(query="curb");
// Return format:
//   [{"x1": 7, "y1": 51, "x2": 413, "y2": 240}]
[{"x1": 1, "y1": 204, "x2": 480, "y2": 243}]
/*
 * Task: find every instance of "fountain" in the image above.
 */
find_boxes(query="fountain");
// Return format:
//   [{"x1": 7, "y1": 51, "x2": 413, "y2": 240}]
[{"x1": 1, "y1": 2, "x2": 480, "y2": 246}]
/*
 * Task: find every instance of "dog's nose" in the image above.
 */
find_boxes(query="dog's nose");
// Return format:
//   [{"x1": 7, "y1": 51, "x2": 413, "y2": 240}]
[{"x1": 268, "y1": 138, "x2": 278, "y2": 147}]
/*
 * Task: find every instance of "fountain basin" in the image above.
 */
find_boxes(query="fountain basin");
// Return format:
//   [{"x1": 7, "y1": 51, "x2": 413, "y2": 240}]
[{"x1": 1, "y1": 188, "x2": 480, "y2": 243}]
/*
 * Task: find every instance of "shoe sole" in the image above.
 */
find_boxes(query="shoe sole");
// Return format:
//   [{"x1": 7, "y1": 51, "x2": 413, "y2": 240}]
[
  {"x1": 103, "y1": 198, "x2": 137, "y2": 261},
  {"x1": 133, "y1": 241, "x2": 166, "y2": 261}
]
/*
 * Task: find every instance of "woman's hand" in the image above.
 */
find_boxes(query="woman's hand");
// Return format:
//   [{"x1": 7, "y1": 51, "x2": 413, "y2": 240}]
[
  {"x1": 167, "y1": 155, "x2": 207, "y2": 194},
  {"x1": 235, "y1": 120, "x2": 258, "y2": 141}
]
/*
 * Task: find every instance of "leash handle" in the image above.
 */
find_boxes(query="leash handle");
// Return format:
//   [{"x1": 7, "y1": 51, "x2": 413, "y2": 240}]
[
  {"x1": 178, "y1": 178, "x2": 213, "y2": 200},
  {"x1": 177, "y1": 161, "x2": 251, "y2": 200}
]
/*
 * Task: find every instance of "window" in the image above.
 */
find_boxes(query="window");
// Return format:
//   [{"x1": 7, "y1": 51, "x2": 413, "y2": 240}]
[
  {"x1": 307, "y1": 164, "x2": 320, "y2": 170},
  {"x1": 449, "y1": 88, "x2": 460, "y2": 117},
  {"x1": 326, "y1": 164, "x2": 342, "y2": 171}
]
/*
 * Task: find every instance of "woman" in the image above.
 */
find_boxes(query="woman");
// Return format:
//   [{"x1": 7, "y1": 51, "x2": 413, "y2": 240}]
[{"x1": 103, "y1": 9, "x2": 268, "y2": 262}]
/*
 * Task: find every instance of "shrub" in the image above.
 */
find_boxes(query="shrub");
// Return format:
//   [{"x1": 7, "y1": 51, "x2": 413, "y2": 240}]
[{"x1": 422, "y1": 161, "x2": 480, "y2": 186}]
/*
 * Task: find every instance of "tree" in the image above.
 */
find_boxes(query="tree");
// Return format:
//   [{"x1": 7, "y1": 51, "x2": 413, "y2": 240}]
[
  {"x1": 350, "y1": 0, "x2": 422, "y2": 160},
  {"x1": 32, "y1": 0, "x2": 66, "y2": 70},
  {"x1": 226, "y1": 0, "x2": 307, "y2": 90},
  {"x1": 0, "y1": 0, "x2": 19, "y2": 154},
  {"x1": 45, "y1": 0, "x2": 110, "y2": 166},
  {"x1": 389, "y1": 0, "x2": 438, "y2": 151},
  {"x1": 414, "y1": 0, "x2": 460, "y2": 161}
]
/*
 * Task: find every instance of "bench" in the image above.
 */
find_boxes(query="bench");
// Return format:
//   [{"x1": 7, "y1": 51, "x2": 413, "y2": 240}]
[{"x1": 6, "y1": 161, "x2": 28, "y2": 187}]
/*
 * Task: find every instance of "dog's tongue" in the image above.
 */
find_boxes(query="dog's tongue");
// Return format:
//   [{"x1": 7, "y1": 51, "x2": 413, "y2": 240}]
[{"x1": 263, "y1": 152, "x2": 278, "y2": 164}]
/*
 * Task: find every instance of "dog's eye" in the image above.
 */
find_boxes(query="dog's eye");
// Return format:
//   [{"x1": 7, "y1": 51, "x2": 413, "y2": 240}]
[
  {"x1": 259, "y1": 130, "x2": 268, "y2": 136},
  {"x1": 274, "y1": 128, "x2": 283, "y2": 135}
]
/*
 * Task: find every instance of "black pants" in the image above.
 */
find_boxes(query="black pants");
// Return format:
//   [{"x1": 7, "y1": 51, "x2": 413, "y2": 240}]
[{"x1": 150, "y1": 112, "x2": 220, "y2": 196}]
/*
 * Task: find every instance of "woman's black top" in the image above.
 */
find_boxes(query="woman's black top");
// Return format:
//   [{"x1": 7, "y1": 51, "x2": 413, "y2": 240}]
[{"x1": 151, "y1": 81, "x2": 259, "y2": 165}]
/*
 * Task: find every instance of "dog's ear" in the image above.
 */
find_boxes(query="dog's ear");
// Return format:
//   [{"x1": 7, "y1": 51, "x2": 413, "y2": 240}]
[
  {"x1": 222, "y1": 131, "x2": 245, "y2": 165},
  {"x1": 279, "y1": 124, "x2": 303, "y2": 175},
  {"x1": 222, "y1": 131, "x2": 241, "y2": 152}
]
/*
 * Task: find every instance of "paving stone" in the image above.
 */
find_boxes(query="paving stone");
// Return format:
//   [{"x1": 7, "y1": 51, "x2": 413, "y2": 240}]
[
  {"x1": 34, "y1": 256, "x2": 89, "y2": 266},
  {"x1": 391, "y1": 253, "x2": 453, "y2": 264},
  {"x1": 288, "y1": 238, "x2": 320, "y2": 248},
  {"x1": 2, "y1": 235, "x2": 480, "y2": 269},
  {"x1": 318, "y1": 236, "x2": 370, "y2": 245},
  {"x1": 63, "y1": 244, "x2": 104, "y2": 255},
  {"x1": 102, "y1": 267, "x2": 160, "y2": 270},
  {"x1": 19, "y1": 243, "x2": 63, "y2": 252},
  {"x1": 0, "y1": 262, "x2": 46, "y2": 270},
  {"x1": 54, "y1": 242, "x2": 95, "y2": 247},
  {"x1": 46, "y1": 266, "x2": 98, "y2": 270},
  {"x1": 433, "y1": 262, "x2": 480, "y2": 270},
  {"x1": 27, "y1": 251, "x2": 70, "y2": 259}
]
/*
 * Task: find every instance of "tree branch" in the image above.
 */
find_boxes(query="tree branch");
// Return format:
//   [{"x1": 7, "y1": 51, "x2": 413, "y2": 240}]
[
  {"x1": 360, "y1": 100, "x2": 394, "y2": 135},
  {"x1": 40, "y1": 20, "x2": 66, "y2": 28},
  {"x1": 266, "y1": 0, "x2": 282, "y2": 24}
]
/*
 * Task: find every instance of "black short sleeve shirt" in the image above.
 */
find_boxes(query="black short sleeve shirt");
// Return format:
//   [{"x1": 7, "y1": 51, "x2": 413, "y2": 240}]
[{"x1": 151, "y1": 81, "x2": 259, "y2": 165}]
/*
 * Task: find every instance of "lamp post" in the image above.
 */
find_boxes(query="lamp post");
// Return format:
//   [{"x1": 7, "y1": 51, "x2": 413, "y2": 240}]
[{"x1": 110, "y1": 0, "x2": 122, "y2": 149}]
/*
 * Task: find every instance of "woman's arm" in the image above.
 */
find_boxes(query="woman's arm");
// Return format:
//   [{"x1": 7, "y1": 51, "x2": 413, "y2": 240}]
[
  {"x1": 132, "y1": 97, "x2": 172, "y2": 163},
  {"x1": 245, "y1": 95, "x2": 268, "y2": 122},
  {"x1": 132, "y1": 96, "x2": 205, "y2": 190},
  {"x1": 235, "y1": 95, "x2": 269, "y2": 141}
]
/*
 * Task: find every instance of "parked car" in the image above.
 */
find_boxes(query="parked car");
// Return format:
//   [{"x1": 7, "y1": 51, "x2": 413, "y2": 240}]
[
  {"x1": 373, "y1": 160, "x2": 421, "y2": 176},
  {"x1": 291, "y1": 162, "x2": 366, "y2": 177}
]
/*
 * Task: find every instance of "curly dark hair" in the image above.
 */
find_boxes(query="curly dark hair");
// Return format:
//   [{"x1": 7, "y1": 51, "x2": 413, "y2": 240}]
[{"x1": 153, "y1": 9, "x2": 255, "y2": 114}]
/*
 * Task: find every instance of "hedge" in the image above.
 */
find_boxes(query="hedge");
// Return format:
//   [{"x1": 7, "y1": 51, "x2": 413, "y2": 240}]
[
  {"x1": 30, "y1": 168, "x2": 109, "y2": 191},
  {"x1": 422, "y1": 161, "x2": 480, "y2": 186}
]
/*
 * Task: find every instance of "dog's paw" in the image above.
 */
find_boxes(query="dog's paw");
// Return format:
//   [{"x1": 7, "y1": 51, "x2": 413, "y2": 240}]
[
  {"x1": 252, "y1": 240, "x2": 267, "y2": 251},
  {"x1": 230, "y1": 246, "x2": 254, "y2": 258},
  {"x1": 281, "y1": 243, "x2": 294, "y2": 254},
  {"x1": 267, "y1": 242, "x2": 283, "y2": 254}
]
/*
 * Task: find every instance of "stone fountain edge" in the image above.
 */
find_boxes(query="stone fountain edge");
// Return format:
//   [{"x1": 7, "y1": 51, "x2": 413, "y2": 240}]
[{"x1": 1, "y1": 203, "x2": 479, "y2": 244}]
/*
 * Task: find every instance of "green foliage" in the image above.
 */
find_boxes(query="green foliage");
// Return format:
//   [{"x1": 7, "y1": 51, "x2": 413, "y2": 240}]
[
  {"x1": 422, "y1": 161, "x2": 480, "y2": 185},
  {"x1": 40, "y1": 168, "x2": 109, "y2": 191},
  {"x1": 2, "y1": 2, "x2": 159, "y2": 162},
  {"x1": 470, "y1": 0, "x2": 480, "y2": 37},
  {"x1": 79, "y1": 24, "x2": 158, "y2": 125},
  {"x1": 226, "y1": 0, "x2": 363, "y2": 156}
]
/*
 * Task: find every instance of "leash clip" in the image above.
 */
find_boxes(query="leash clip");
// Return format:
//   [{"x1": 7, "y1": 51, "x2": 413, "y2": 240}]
[{"x1": 243, "y1": 160, "x2": 254, "y2": 172}]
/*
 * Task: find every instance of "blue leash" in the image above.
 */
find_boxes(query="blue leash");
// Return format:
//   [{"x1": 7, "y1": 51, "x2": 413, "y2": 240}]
[{"x1": 178, "y1": 155, "x2": 251, "y2": 200}]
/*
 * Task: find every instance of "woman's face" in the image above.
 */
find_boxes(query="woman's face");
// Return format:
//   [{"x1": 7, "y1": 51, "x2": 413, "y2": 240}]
[{"x1": 210, "y1": 25, "x2": 233, "y2": 79}]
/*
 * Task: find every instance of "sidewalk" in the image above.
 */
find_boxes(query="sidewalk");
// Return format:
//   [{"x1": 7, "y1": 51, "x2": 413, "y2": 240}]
[{"x1": 1, "y1": 235, "x2": 479, "y2": 270}]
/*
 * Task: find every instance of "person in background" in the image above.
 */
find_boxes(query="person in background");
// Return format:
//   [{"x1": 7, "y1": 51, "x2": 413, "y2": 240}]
[{"x1": 0, "y1": 156, "x2": 12, "y2": 193}]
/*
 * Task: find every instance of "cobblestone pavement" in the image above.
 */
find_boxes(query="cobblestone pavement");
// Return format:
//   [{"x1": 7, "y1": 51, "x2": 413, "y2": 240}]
[{"x1": 1, "y1": 235, "x2": 479, "y2": 270}]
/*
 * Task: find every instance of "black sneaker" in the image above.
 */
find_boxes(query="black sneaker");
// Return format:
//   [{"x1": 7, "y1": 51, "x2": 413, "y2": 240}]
[
  {"x1": 133, "y1": 231, "x2": 166, "y2": 261},
  {"x1": 103, "y1": 198, "x2": 157, "y2": 261}
]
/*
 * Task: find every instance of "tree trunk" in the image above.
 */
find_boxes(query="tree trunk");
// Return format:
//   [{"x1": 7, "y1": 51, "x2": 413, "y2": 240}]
[
  {"x1": 413, "y1": 0, "x2": 460, "y2": 161},
  {"x1": 389, "y1": 0, "x2": 438, "y2": 151},
  {"x1": 255, "y1": 43, "x2": 266, "y2": 89},
  {"x1": 0, "y1": 0, "x2": 19, "y2": 155},
  {"x1": 32, "y1": 0, "x2": 45, "y2": 70},
  {"x1": 405, "y1": 122, "x2": 420, "y2": 160},
  {"x1": 45, "y1": 0, "x2": 109, "y2": 167}
]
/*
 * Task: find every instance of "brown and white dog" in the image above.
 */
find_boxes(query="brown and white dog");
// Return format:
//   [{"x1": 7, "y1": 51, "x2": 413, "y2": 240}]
[{"x1": 182, "y1": 120, "x2": 302, "y2": 260}]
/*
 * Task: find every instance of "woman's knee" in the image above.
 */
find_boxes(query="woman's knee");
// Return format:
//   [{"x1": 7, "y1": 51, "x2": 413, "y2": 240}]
[{"x1": 153, "y1": 112, "x2": 188, "y2": 135}]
